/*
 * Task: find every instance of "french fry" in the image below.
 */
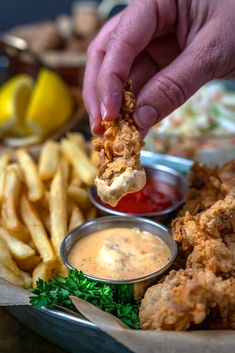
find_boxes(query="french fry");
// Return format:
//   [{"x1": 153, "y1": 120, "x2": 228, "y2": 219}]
[
  {"x1": 0, "y1": 261, "x2": 23, "y2": 287},
  {"x1": 32, "y1": 262, "x2": 58, "y2": 288},
  {"x1": 90, "y1": 148, "x2": 100, "y2": 168},
  {"x1": 27, "y1": 239, "x2": 39, "y2": 253},
  {"x1": 20, "y1": 194, "x2": 56, "y2": 264},
  {"x1": 0, "y1": 153, "x2": 11, "y2": 203},
  {"x1": 0, "y1": 133, "x2": 97, "y2": 288},
  {"x1": 0, "y1": 153, "x2": 11, "y2": 172},
  {"x1": 86, "y1": 207, "x2": 97, "y2": 221},
  {"x1": 0, "y1": 235, "x2": 21, "y2": 275},
  {"x1": 61, "y1": 138, "x2": 97, "y2": 186},
  {"x1": 0, "y1": 168, "x2": 6, "y2": 204},
  {"x1": 1, "y1": 165, "x2": 23, "y2": 232},
  {"x1": 68, "y1": 185, "x2": 89, "y2": 208},
  {"x1": 69, "y1": 171, "x2": 82, "y2": 188},
  {"x1": 16, "y1": 149, "x2": 44, "y2": 201},
  {"x1": 6, "y1": 226, "x2": 30, "y2": 243},
  {"x1": 57, "y1": 261, "x2": 69, "y2": 277},
  {"x1": 17, "y1": 255, "x2": 41, "y2": 271},
  {"x1": 67, "y1": 132, "x2": 86, "y2": 152},
  {"x1": 36, "y1": 206, "x2": 51, "y2": 233},
  {"x1": 68, "y1": 206, "x2": 84, "y2": 232},
  {"x1": 37, "y1": 191, "x2": 50, "y2": 209},
  {"x1": 7, "y1": 163, "x2": 23, "y2": 180},
  {"x1": 50, "y1": 166, "x2": 67, "y2": 258},
  {"x1": 38, "y1": 140, "x2": 60, "y2": 180},
  {"x1": 20, "y1": 270, "x2": 32, "y2": 289},
  {"x1": 59, "y1": 158, "x2": 70, "y2": 183},
  {"x1": 67, "y1": 198, "x2": 75, "y2": 220},
  {"x1": 0, "y1": 226, "x2": 35, "y2": 260}
]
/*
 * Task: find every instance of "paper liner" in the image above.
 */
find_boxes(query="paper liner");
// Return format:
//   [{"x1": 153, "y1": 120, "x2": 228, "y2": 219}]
[
  {"x1": 0, "y1": 279, "x2": 234, "y2": 353},
  {"x1": 0, "y1": 279, "x2": 31, "y2": 306},
  {"x1": 71, "y1": 296, "x2": 235, "y2": 353}
]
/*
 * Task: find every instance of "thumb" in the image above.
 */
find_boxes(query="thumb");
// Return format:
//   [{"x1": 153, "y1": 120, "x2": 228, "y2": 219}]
[{"x1": 134, "y1": 43, "x2": 215, "y2": 130}]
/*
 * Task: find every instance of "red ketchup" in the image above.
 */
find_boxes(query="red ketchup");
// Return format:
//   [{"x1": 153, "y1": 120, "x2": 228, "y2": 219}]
[{"x1": 102, "y1": 177, "x2": 180, "y2": 214}]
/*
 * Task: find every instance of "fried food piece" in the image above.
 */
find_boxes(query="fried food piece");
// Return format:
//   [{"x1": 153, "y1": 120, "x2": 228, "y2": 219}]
[
  {"x1": 93, "y1": 81, "x2": 146, "y2": 206},
  {"x1": 139, "y1": 269, "x2": 235, "y2": 331},
  {"x1": 181, "y1": 160, "x2": 235, "y2": 215},
  {"x1": 180, "y1": 162, "x2": 222, "y2": 215},
  {"x1": 218, "y1": 159, "x2": 235, "y2": 194},
  {"x1": 172, "y1": 191, "x2": 235, "y2": 276},
  {"x1": 206, "y1": 276, "x2": 235, "y2": 329}
]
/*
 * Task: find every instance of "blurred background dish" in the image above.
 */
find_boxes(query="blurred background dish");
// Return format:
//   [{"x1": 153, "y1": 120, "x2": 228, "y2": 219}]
[
  {"x1": 145, "y1": 81, "x2": 235, "y2": 165},
  {"x1": 0, "y1": 0, "x2": 130, "y2": 88}
]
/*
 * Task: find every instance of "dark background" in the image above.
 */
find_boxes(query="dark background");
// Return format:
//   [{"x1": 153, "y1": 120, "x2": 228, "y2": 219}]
[
  {"x1": 0, "y1": 0, "x2": 102, "y2": 31},
  {"x1": 0, "y1": 0, "x2": 127, "y2": 32}
]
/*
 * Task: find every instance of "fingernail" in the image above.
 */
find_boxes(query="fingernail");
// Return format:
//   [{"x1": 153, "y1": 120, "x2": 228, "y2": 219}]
[
  {"x1": 100, "y1": 102, "x2": 107, "y2": 120},
  {"x1": 134, "y1": 105, "x2": 158, "y2": 130}
]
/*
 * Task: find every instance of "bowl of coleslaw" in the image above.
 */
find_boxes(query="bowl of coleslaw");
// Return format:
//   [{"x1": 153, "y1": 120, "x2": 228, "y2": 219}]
[{"x1": 145, "y1": 81, "x2": 235, "y2": 165}]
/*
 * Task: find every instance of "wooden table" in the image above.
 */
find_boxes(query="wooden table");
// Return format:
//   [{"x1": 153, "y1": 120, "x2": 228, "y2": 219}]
[{"x1": 0, "y1": 308, "x2": 68, "y2": 353}]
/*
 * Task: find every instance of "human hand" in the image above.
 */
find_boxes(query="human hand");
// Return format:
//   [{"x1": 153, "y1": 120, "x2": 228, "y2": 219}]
[{"x1": 83, "y1": 0, "x2": 235, "y2": 134}]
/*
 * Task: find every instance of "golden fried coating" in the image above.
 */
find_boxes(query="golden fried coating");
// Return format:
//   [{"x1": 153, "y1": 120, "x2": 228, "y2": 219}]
[
  {"x1": 93, "y1": 81, "x2": 146, "y2": 206},
  {"x1": 140, "y1": 161, "x2": 235, "y2": 332},
  {"x1": 139, "y1": 269, "x2": 235, "y2": 331},
  {"x1": 180, "y1": 160, "x2": 235, "y2": 215},
  {"x1": 172, "y1": 191, "x2": 235, "y2": 276}
]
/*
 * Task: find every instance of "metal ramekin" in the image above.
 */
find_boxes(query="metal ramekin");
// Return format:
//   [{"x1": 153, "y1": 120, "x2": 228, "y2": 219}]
[
  {"x1": 61, "y1": 216, "x2": 178, "y2": 301},
  {"x1": 88, "y1": 164, "x2": 187, "y2": 222}
]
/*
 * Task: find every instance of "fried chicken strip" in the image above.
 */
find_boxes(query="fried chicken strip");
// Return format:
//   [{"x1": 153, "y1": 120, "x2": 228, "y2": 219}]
[
  {"x1": 139, "y1": 269, "x2": 235, "y2": 331},
  {"x1": 93, "y1": 82, "x2": 146, "y2": 206}
]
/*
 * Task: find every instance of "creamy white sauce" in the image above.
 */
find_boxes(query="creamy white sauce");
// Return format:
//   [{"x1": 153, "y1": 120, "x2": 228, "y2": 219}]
[
  {"x1": 68, "y1": 227, "x2": 171, "y2": 280},
  {"x1": 95, "y1": 167, "x2": 146, "y2": 206}
]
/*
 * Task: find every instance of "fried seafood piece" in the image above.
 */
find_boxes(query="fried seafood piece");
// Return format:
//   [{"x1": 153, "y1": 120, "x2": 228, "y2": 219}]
[
  {"x1": 93, "y1": 82, "x2": 146, "y2": 206},
  {"x1": 172, "y1": 191, "x2": 235, "y2": 276},
  {"x1": 180, "y1": 160, "x2": 235, "y2": 215},
  {"x1": 207, "y1": 277, "x2": 235, "y2": 329},
  {"x1": 139, "y1": 268, "x2": 235, "y2": 331},
  {"x1": 218, "y1": 159, "x2": 235, "y2": 193}
]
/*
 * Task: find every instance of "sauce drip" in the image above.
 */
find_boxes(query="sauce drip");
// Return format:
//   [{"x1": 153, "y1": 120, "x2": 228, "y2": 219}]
[
  {"x1": 102, "y1": 177, "x2": 180, "y2": 214},
  {"x1": 68, "y1": 227, "x2": 171, "y2": 281}
]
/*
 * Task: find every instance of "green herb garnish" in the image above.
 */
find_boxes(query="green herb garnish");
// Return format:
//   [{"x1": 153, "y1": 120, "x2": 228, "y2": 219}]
[{"x1": 30, "y1": 270, "x2": 140, "y2": 329}]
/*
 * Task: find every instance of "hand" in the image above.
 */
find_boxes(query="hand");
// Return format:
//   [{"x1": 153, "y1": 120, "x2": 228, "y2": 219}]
[{"x1": 83, "y1": 0, "x2": 235, "y2": 134}]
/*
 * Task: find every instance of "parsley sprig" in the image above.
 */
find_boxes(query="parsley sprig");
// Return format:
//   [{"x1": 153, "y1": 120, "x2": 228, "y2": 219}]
[{"x1": 30, "y1": 270, "x2": 140, "y2": 329}]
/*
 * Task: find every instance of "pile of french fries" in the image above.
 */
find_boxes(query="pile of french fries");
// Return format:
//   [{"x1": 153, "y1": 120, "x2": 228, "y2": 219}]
[{"x1": 0, "y1": 133, "x2": 98, "y2": 289}]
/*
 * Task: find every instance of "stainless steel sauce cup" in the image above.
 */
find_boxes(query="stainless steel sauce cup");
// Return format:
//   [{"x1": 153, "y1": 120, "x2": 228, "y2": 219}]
[
  {"x1": 61, "y1": 216, "x2": 178, "y2": 301},
  {"x1": 88, "y1": 164, "x2": 188, "y2": 222}
]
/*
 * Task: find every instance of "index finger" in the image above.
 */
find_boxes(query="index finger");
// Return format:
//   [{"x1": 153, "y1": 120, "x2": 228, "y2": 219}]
[
  {"x1": 83, "y1": 14, "x2": 122, "y2": 134},
  {"x1": 97, "y1": 0, "x2": 177, "y2": 121},
  {"x1": 96, "y1": 0, "x2": 157, "y2": 121}
]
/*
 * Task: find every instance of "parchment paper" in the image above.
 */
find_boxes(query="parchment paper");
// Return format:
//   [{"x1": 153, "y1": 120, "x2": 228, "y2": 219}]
[
  {"x1": 71, "y1": 296, "x2": 235, "y2": 353},
  {"x1": 0, "y1": 279, "x2": 31, "y2": 306},
  {"x1": 1, "y1": 279, "x2": 235, "y2": 353}
]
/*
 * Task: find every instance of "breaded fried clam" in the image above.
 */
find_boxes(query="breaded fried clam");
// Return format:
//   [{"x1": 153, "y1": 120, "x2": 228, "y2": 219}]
[
  {"x1": 139, "y1": 268, "x2": 235, "y2": 331},
  {"x1": 93, "y1": 81, "x2": 146, "y2": 206},
  {"x1": 172, "y1": 191, "x2": 235, "y2": 276}
]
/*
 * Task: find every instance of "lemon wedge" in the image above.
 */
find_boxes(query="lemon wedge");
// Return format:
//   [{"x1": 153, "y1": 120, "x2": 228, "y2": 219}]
[
  {"x1": 25, "y1": 69, "x2": 73, "y2": 136},
  {"x1": 0, "y1": 75, "x2": 33, "y2": 134}
]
